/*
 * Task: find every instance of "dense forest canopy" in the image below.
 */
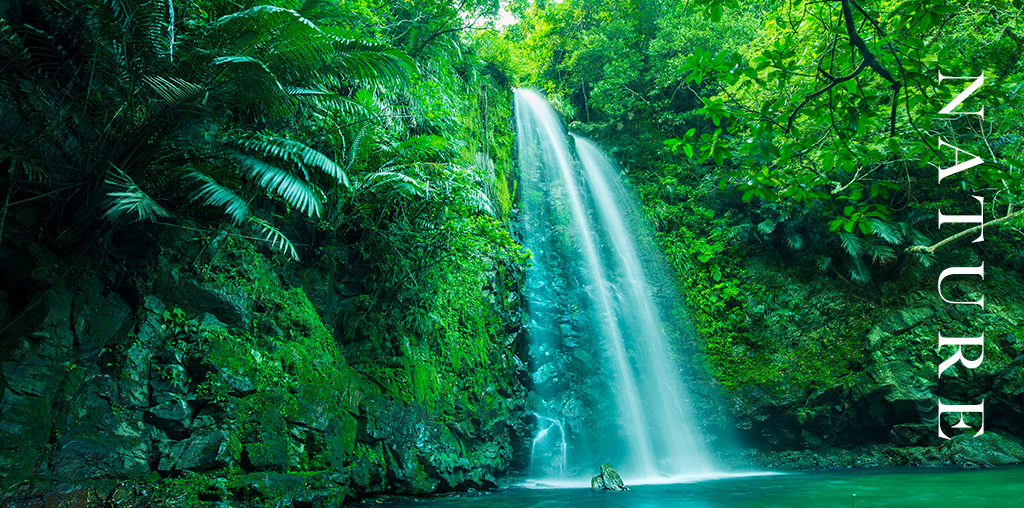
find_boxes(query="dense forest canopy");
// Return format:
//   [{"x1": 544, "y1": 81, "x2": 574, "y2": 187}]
[{"x1": 476, "y1": 0, "x2": 1023, "y2": 389}]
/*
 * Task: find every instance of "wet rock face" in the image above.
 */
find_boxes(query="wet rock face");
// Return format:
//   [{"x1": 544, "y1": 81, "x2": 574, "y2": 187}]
[
  {"x1": 0, "y1": 238, "x2": 524, "y2": 506},
  {"x1": 727, "y1": 281, "x2": 1024, "y2": 461},
  {"x1": 590, "y1": 463, "x2": 628, "y2": 491},
  {"x1": 746, "y1": 430, "x2": 1024, "y2": 470}
]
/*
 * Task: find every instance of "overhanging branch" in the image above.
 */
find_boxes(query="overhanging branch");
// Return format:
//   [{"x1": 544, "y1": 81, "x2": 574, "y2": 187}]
[{"x1": 906, "y1": 210, "x2": 1024, "y2": 255}]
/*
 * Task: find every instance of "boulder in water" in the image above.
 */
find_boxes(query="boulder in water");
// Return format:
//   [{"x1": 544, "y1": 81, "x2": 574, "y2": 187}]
[{"x1": 591, "y1": 463, "x2": 628, "y2": 491}]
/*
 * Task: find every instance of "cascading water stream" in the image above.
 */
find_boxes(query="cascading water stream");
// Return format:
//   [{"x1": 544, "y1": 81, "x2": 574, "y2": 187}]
[
  {"x1": 516, "y1": 88, "x2": 719, "y2": 482},
  {"x1": 528, "y1": 413, "x2": 568, "y2": 477},
  {"x1": 574, "y1": 135, "x2": 713, "y2": 476}
]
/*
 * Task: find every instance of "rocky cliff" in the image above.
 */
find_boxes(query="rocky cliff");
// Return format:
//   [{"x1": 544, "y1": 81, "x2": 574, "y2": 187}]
[{"x1": 0, "y1": 223, "x2": 525, "y2": 506}]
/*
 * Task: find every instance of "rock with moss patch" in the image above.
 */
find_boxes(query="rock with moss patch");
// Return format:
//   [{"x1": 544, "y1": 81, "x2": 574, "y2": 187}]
[
  {"x1": 940, "y1": 431, "x2": 1024, "y2": 466},
  {"x1": 591, "y1": 463, "x2": 628, "y2": 491}
]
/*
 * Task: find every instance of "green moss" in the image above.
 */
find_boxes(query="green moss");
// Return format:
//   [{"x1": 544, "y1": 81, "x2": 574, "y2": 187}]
[{"x1": 151, "y1": 472, "x2": 230, "y2": 506}]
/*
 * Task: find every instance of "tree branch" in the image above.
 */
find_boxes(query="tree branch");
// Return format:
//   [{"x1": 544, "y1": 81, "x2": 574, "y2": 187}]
[
  {"x1": 906, "y1": 210, "x2": 1024, "y2": 255},
  {"x1": 787, "y1": 60, "x2": 867, "y2": 132},
  {"x1": 840, "y1": 0, "x2": 896, "y2": 86},
  {"x1": 840, "y1": 0, "x2": 901, "y2": 136}
]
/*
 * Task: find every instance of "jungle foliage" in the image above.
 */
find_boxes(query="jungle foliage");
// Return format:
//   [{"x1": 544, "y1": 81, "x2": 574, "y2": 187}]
[
  {"x1": 483, "y1": 0, "x2": 1024, "y2": 391},
  {"x1": 3, "y1": 0, "x2": 1022, "y2": 439},
  {"x1": 0, "y1": 0, "x2": 524, "y2": 443}
]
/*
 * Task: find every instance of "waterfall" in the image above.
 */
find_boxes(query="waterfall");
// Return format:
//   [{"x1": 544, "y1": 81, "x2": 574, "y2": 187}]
[{"x1": 516, "y1": 88, "x2": 718, "y2": 482}]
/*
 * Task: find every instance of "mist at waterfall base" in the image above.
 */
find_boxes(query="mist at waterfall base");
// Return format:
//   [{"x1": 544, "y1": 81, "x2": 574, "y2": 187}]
[{"x1": 514, "y1": 88, "x2": 736, "y2": 486}]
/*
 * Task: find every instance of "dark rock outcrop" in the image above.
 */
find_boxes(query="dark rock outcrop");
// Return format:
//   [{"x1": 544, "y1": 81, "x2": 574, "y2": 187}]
[
  {"x1": 0, "y1": 232, "x2": 525, "y2": 506},
  {"x1": 590, "y1": 463, "x2": 628, "y2": 491}
]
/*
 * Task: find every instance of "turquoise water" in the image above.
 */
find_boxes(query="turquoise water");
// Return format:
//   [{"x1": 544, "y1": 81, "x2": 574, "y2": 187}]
[{"x1": 380, "y1": 467, "x2": 1024, "y2": 507}]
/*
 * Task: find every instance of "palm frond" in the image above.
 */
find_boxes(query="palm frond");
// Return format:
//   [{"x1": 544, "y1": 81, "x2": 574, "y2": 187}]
[
  {"x1": 836, "y1": 230, "x2": 864, "y2": 257},
  {"x1": 230, "y1": 153, "x2": 324, "y2": 218},
  {"x1": 103, "y1": 165, "x2": 171, "y2": 222},
  {"x1": 248, "y1": 217, "x2": 299, "y2": 261},
  {"x1": 358, "y1": 171, "x2": 429, "y2": 197},
  {"x1": 867, "y1": 217, "x2": 904, "y2": 245},
  {"x1": 189, "y1": 171, "x2": 251, "y2": 224},
  {"x1": 224, "y1": 133, "x2": 348, "y2": 187},
  {"x1": 330, "y1": 35, "x2": 414, "y2": 85},
  {"x1": 144, "y1": 76, "x2": 207, "y2": 104}
]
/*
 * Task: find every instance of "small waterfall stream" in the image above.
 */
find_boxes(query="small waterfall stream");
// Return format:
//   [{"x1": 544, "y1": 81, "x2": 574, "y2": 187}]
[{"x1": 516, "y1": 89, "x2": 718, "y2": 482}]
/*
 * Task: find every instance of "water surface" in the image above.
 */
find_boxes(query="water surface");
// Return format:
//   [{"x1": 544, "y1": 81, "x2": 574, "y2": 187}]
[{"x1": 380, "y1": 467, "x2": 1023, "y2": 507}]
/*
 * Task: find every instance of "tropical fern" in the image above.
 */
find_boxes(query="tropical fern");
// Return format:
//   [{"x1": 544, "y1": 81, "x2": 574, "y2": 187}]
[
  {"x1": 144, "y1": 76, "x2": 206, "y2": 105},
  {"x1": 229, "y1": 153, "x2": 324, "y2": 218},
  {"x1": 189, "y1": 171, "x2": 251, "y2": 224},
  {"x1": 249, "y1": 216, "x2": 299, "y2": 261},
  {"x1": 866, "y1": 217, "x2": 904, "y2": 245},
  {"x1": 224, "y1": 134, "x2": 349, "y2": 186},
  {"x1": 355, "y1": 171, "x2": 430, "y2": 198},
  {"x1": 330, "y1": 35, "x2": 414, "y2": 85},
  {"x1": 836, "y1": 230, "x2": 865, "y2": 258},
  {"x1": 103, "y1": 166, "x2": 170, "y2": 222},
  {"x1": 1, "y1": 0, "x2": 413, "y2": 264}
]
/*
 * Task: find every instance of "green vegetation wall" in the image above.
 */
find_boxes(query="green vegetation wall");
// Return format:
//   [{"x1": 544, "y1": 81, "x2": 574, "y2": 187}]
[{"x1": 1, "y1": 0, "x2": 529, "y2": 504}]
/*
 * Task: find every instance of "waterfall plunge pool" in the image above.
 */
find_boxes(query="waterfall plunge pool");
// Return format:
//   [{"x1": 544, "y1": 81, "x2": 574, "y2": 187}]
[{"x1": 377, "y1": 466, "x2": 1023, "y2": 507}]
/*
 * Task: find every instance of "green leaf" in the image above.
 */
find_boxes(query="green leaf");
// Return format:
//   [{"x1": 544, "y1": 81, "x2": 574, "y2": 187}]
[
  {"x1": 231, "y1": 153, "x2": 324, "y2": 217},
  {"x1": 102, "y1": 166, "x2": 171, "y2": 222},
  {"x1": 249, "y1": 217, "x2": 299, "y2": 261}
]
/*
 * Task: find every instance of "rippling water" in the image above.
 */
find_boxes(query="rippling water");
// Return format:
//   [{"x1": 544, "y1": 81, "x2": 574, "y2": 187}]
[{"x1": 379, "y1": 467, "x2": 1024, "y2": 507}]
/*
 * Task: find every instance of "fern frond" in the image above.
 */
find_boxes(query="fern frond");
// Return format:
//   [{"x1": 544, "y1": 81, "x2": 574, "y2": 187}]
[
  {"x1": 224, "y1": 133, "x2": 348, "y2": 187},
  {"x1": 208, "y1": 5, "x2": 322, "y2": 49},
  {"x1": 102, "y1": 0, "x2": 132, "y2": 29},
  {"x1": 285, "y1": 87, "x2": 369, "y2": 118},
  {"x1": 345, "y1": 124, "x2": 368, "y2": 173},
  {"x1": 230, "y1": 153, "x2": 324, "y2": 217},
  {"x1": 248, "y1": 217, "x2": 299, "y2": 261},
  {"x1": 189, "y1": 171, "x2": 251, "y2": 224},
  {"x1": 991, "y1": 134, "x2": 1020, "y2": 150},
  {"x1": 817, "y1": 256, "x2": 832, "y2": 271},
  {"x1": 863, "y1": 238, "x2": 896, "y2": 263},
  {"x1": 358, "y1": 171, "x2": 429, "y2": 197},
  {"x1": 207, "y1": 5, "x2": 333, "y2": 80},
  {"x1": 103, "y1": 165, "x2": 171, "y2": 222},
  {"x1": 849, "y1": 256, "x2": 871, "y2": 283},
  {"x1": 144, "y1": 76, "x2": 206, "y2": 104},
  {"x1": 211, "y1": 55, "x2": 297, "y2": 120},
  {"x1": 133, "y1": 0, "x2": 172, "y2": 64},
  {"x1": 469, "y1": 188, "x2": 496, "y2": 217},
  {"x1": 331, "y1": 36, "x2": 414, "y2": 85},
  {"x1": 867, "y1": 217, "x2": 904, "y2": 245},
  {"x1": 912, "y1": 250, "x2": 936, "y2": 268},
  {"x1": 836, "y1": 230, "x2": 865, "y2": 257}
]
